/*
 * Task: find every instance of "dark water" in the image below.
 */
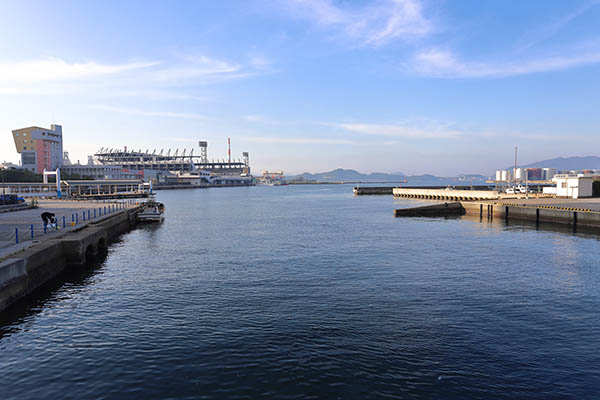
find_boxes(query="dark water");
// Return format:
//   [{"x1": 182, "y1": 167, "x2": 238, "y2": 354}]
[{"x1": 1, "y1": 185, "x2": 599, "y2": 399}]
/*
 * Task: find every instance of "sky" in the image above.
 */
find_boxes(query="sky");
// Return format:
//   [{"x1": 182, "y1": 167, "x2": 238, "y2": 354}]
[{"x1": 0, "y1": 0, "x2": 599, "y2": 176}]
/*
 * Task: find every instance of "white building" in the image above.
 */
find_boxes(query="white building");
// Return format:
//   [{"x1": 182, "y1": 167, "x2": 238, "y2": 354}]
[
  {"x1": 542, "y1": 168, "x2": 556, "y2": 181},
  {"x1": 552, "y1": 174, "x2": 595, "y2": 199}
]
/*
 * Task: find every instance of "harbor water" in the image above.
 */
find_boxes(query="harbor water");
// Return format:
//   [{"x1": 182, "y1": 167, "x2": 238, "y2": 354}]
[{"x1": 1, "y1": 184, "x2": 599, "y2": 399}]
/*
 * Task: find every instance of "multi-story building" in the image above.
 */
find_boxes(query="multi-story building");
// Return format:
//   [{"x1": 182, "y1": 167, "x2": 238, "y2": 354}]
[
  {"x1": 61, "y1": 154, "x2": 136, "y2": 180},
  {"x1": 12, "y1": 124, "x2": 63, "y2": 173}
]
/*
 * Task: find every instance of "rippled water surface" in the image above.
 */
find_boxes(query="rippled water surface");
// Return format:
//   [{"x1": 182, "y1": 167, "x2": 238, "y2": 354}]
[{"x1": 1, "y1": 185, "x2": 599, "y2": 399}]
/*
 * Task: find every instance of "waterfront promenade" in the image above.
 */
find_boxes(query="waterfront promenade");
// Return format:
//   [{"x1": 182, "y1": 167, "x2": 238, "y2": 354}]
[{"x1": 0, "y1": 199, "x2": 132, "y2": 255}]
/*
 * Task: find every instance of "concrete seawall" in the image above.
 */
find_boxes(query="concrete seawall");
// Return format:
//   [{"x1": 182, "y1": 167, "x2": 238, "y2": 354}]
[
  {"x1": 0, "y1": 205, "x2": 142, "y2": 312},
  {"x1": 394, "y1": 199, "x2": 600, "y2": 230},
  {"x1": 461, "y1": 201, "x2": 600, "y2": 228},
  {"x1": 393, "y1": 188, "x2": 500, "y2": 201},
  {"x1": 395, "y1": 202, "x2": 465, "y2": 217},
  {"x1": 354, "y1": 187, "x2": 395, "y2": 195}
]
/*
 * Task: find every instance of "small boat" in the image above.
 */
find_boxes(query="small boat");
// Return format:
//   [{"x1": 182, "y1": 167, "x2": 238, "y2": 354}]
[{"x1": 138, "y1": 200, "x2": 165, "y2": 223}]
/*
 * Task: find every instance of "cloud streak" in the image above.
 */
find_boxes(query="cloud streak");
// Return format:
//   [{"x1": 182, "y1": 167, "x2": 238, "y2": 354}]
[
  {"x1": 0, "y1": 58, "x2": 158, "y2": 84},
  {"x1": 0, "y1": 54, "x2": 264, "y2": 95},
  {"x1": 242, "y1": 136, "x2": 357, "y2": 145},
  {"x1": 334, "y1": 122, "x2": 462, "y2": 138},
  {"x1": 89, "y1": 105, "x2": 206, "y2": 120},
  {"x1": 281, "y1": 0, "x2": 432, "y2": 46},
  {"x1": 412, "y1": 47, "x2": 600, "y2": 78}
]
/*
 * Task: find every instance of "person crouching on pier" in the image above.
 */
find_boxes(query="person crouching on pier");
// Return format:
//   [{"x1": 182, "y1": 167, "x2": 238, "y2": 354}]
[{"x1": 41, "y1": 212, "x2": 57, "y2": 229}]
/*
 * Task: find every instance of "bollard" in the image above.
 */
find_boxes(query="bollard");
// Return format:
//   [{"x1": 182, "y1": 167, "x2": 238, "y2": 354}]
[
  {"x1": 94, "y1": 209, "x2": 96, "y2": 218},
  {"x1": 63, "y1": 216, "x2": 66, "y2": 229},
  {"x1": 72, "y1": 213, "x2": 74, "y2": 223},
  {"x1": 88, "y1": 210, "x2": 91, "y2": 220},
  {"x1": 104, "y1": 206, "x2": 106, "y2": 215},
  {"x1": 44, "y1": 225, "x2": 47, "y2": 234},
  {"x1": 83, "y1": 211, "x2": 86, "y2": 221},
  {"x1": 31, "y1": 224, "x2": 34, "y2": 239},
  {"x1": 15, "y1": 228, "x2": 18, "y2": 244},
  {"x1": 76, "y1": 213, "x2": 79, "y2": 224}
]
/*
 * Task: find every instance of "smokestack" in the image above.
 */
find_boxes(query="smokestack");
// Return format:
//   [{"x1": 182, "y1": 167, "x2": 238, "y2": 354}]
[{"x1": 228, "y1": 137, "x2": 231, "y2": 163}]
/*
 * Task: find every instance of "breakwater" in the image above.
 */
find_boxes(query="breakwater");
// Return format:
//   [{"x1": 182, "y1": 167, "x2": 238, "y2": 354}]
[
  {"x1": 394, "y1": 202, "x2": 465, "y2": 217},
  {"x1": 0, "y1": 205, "x2": 143, "y2": 312},
  {"x1": 393, "y1": 187, "x2": 500, "y2": 201},
  {"x1": 394, "y1": 199, "x2": 600, "y2": 230},
  {"x1": 353, "y1": 186, "x2": 394, "y2": 195},
  {"x1": 461, "y1": 201, "x2": 600, "y2": 229}
]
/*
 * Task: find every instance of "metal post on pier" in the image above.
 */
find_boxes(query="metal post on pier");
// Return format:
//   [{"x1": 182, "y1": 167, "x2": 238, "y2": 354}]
[
  {"x1": 30, "y1": 224, "x2": 34, "y2": 239},
  {"x1": 63, "y1": 216, "x2": 66, "y2": 229},
  {"x1": 15, "y1": 228, "x2": 18, "y2": 244}
]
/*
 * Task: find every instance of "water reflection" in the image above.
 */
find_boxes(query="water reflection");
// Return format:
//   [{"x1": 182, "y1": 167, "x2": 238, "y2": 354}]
[{"x1": 0, "y1": 245, "x2": 110, "y2": 338}]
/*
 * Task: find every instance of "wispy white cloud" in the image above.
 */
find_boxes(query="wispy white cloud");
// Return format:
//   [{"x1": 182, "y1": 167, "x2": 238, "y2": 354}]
[
  {"x1": 281, "y1": 0, "x2": 432, "y2": 46},
  {"x1": 149, "y1": 55, "x2": 242, "y2": 84},
  {"x1": 242, "y1": 136, "x2": 357, "y2": 145},
  {"x1": 0, "y1": 54, "x2": 264, "y2": 95},
  {"x1": 89, "y1": 105, "x2": 206, "y2": 120},
  {"x1": 411, "y1": 47, "x2": 600, "y2": 78},
  {"x1": 334, "y1": 122, "x2": 462, "y2": 138},
  {"x1": 515, "y1": 0, "x2": 600, "y2": 52},
  {"x1": 0, "y1": 58, "x2": 158, "y2": 84}
]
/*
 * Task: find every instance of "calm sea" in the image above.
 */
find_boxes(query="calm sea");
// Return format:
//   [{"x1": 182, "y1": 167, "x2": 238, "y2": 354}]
[{"x1": 1, "y1": 184, "x2": 599, "y2": 399}]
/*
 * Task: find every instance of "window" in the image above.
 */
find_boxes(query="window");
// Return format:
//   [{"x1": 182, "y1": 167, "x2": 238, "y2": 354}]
[{"x1": 562, "y1": 182, "x2": 567, "y2": 188}]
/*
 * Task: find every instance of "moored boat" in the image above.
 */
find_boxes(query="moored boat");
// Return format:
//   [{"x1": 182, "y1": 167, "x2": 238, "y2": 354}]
[{"x1": 138, "y1": 200, "x2": 165, "y2": 222}]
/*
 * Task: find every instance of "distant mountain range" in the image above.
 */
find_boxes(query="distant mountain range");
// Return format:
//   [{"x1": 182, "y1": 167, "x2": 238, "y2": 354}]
[
  {"x1": 291, "y1": 168, "x2": 488, "y2": 183},
  {"x1": 291, "y1": 156, "x2": 600, "y2": 183},
  {"x1": 507, "y1": 156, "x2": 600, "y2": 171}
]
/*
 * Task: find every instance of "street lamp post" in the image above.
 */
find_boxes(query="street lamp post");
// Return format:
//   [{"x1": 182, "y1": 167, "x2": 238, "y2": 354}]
[
  {"x1": 1, "y1": 167, "x2": 5, "y2": 206},
  {"x1": 525, "y1": 168, "x2": 529, "y2": 199}
]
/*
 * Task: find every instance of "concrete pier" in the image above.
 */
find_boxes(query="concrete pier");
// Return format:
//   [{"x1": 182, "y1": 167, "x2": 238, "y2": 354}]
[
  {"x1": 395, "y1": 202, "x2": 465, "y2": 217},
  {"x1": 393, "y1": 188, "x2": 500, "y2": 201},
  {"x1": 0, "y1": 204, "x2": 143, "y2": 312},
  {"x1": 461, "y1": 201, "x2": 600, "y2": 229},
  {"x1": 394, "y1": 196, "x2": 600, "y2": 230},
  {"x1": 353, "y1": 186, "x2": 394, "y2": 195}
]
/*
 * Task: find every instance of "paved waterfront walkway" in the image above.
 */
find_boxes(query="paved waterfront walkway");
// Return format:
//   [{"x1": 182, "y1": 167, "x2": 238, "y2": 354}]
[{"x1": 0, "y1": 199, "x2": 136, "y2": 257}]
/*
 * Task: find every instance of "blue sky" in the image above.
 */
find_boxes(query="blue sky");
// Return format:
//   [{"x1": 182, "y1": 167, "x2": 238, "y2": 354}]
[{"x1": 1, "y1": 0, "x2": 599, "y2": 175}]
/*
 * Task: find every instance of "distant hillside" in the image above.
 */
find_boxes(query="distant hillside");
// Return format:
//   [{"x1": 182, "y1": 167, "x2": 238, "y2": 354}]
[
  {"x1": 506, "y1": 156, "x2": 600, "y2": 171},
  {"x1": 295, "y1": 168, "x2": 406, "y2": 182},
  {"x1": 292, "y1": 168, "x2": 488, "y2": 183}
]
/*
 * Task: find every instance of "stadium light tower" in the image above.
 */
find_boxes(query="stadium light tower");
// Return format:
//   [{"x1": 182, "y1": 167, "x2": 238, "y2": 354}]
[{"x1": 198, "y1": 141, "x2": 208, "y2": 163}]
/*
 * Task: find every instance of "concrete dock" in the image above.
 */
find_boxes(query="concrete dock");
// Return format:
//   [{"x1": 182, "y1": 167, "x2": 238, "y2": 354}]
[
  {"x1": 0, "y1": 199, "x2": 132, "y2": 250},
  {"x1": 394, "y1": 197, "x2": 600, "y2": 230},
  {"x1": 353, "y1": 186, "x2": 395, "y2": 195},
  {"x1": 393, "y1": 187, "x2": 500, "y2": 201},
  {"x1": 0, "y1": 200, "x2": 143, "y2": 312}
]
